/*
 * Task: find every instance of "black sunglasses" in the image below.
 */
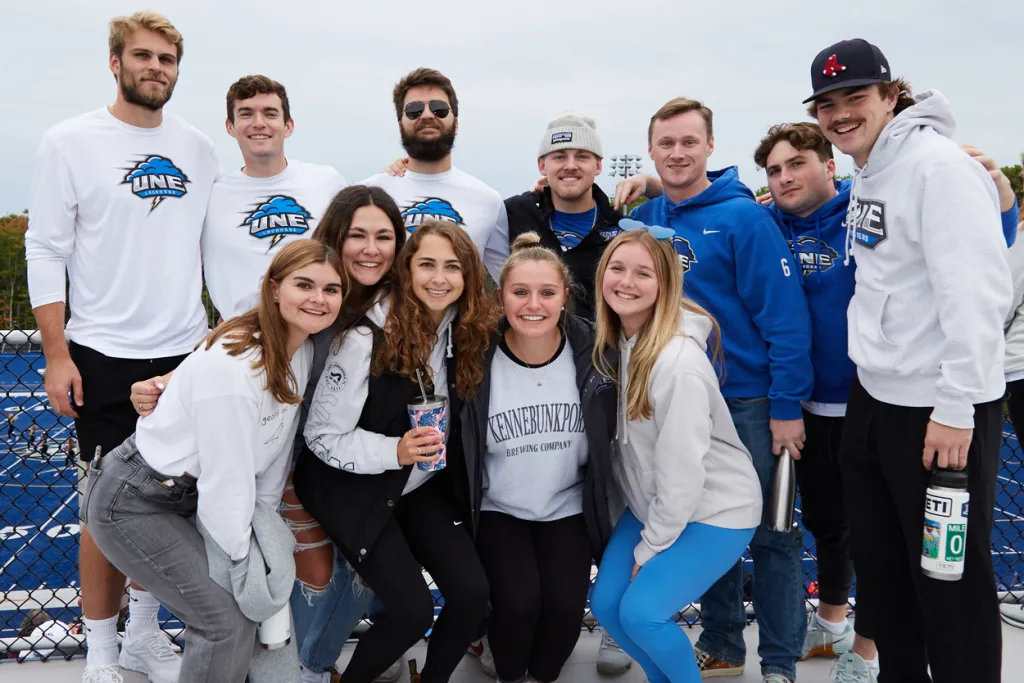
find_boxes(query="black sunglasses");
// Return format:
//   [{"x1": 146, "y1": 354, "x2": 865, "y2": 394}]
[{"x1": 404, "y1": 100, "x2": 451, "y2": 120}]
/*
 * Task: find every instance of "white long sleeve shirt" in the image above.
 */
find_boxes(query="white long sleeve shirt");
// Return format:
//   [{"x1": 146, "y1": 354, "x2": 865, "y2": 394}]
[
  {"x1": 25, "y1": 108, "x2": 219, "y2": 358},
  {"x1": 201, "y1": 160, "x2": 348, "y2": 319},
  {"x1": 134, "y1": 337, "x2": 313, "y2": 561},
  {"x1": 360, "y1": 168, "x2": 509, "y2": 281}
]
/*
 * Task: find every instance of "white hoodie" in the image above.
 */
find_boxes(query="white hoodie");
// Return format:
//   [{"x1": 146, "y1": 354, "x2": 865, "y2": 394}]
[
  {"x1": 303, "y1": 299, "x2": 456, "y2": 495},
  {"x1": 844, "y1": 90, "x2": 1013, "y2": 428},
  {"x1": 615, "y1": 311, "x2": 762, "y2": 567},
  {"x1": 1003, "y1": 234, "x2": 1024, "y2": 381}
]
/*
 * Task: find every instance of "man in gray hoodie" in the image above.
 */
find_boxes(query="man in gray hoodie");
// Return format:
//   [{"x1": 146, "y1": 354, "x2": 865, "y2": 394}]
[{"x1": 804, "y1": 39, "x2": 1011, "y2": 683}]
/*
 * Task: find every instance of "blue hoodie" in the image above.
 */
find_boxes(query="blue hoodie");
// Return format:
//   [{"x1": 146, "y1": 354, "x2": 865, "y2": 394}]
[
  {"x1": 773, "y1": 179, "x2": 855, "y2": 406},
  {"x1": 630, "y1": 166, "x2": 812, "y2": 420},
  {"x1": 773, "y1": 180, "x2": 1017, "y2": 410}
]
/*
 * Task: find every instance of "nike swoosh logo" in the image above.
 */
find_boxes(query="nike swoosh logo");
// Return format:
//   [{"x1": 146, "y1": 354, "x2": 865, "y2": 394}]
[
  {"x1": 453, "y1": 521, "x2": 464, "y2": 526},
  {"x1": 703, "y1": 229, "x2": 720, "y2": 235}
]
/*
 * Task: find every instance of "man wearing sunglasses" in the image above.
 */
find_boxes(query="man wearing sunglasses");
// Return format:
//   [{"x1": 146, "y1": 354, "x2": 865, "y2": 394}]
[{"x1": 361, "y1": 67, "x2": 508, "y2": 281}]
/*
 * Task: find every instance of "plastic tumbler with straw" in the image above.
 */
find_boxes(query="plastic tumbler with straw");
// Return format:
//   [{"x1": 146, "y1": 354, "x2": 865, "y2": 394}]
[{"x1": 407, "y1": 369, "x2": 448, "y2": 472}]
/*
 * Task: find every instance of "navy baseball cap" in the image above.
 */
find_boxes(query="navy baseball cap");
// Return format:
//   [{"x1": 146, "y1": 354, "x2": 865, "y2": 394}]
[{"x1": 803, "y1": 39, "x2": 891, "y2": 103}]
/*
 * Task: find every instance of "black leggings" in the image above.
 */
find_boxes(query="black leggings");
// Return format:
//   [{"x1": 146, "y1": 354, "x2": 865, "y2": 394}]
[
  {"x1": 326, "y1": 473, "x2": 489, "y2": 683},
  {"x1": 475, "y1": 511, "x2": 592, "y2": 683}
]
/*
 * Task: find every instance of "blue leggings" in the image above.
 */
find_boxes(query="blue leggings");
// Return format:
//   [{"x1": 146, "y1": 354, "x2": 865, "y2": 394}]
[{"x1": 590, "y1": 509, "x2": 754, "y2": 683}]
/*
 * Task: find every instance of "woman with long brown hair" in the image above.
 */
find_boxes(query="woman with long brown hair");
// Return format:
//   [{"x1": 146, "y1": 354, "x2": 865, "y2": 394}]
[
  {"x1": 84, "y1": 240, "x2": 346, "y2": 682},
  {"x1": 294, "y1": 220, "x2": 499, "y2": 683}
]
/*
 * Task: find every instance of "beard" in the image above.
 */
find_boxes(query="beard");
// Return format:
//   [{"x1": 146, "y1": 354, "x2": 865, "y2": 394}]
[
  {"x1": 120, "y1": 66, "x2": 176, "y2": 111},
  {"x1": 400, "y1": 121, "x2": 457, "y2": 162}
]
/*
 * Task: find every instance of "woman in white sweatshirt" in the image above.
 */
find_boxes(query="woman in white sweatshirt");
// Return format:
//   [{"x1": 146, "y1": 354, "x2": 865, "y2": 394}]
[
  {"x1": 587, "y1": 229, "x2": 762, "y2": 683},
  {"x1": 293, "y1": 220, "x2": 499, "y2": 683},
  {"x1": 84, "y1": 239, "x2": 346, "y2": 683}
]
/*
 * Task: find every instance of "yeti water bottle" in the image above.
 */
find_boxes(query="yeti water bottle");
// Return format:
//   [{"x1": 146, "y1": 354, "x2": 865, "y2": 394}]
[{"x1": 921, "y1": 468, "x2": 969, "y2": 581}]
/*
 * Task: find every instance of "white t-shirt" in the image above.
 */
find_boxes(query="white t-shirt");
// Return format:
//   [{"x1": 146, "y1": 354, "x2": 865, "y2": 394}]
[
  {"x1": 360, "y1": 167, "x2": 509, "y2": 280},
  {"x1": 135, "y1": 337, "x2": 313, "y2": 561},
  {"x1": 25, "y1": 108, "x2": 219, "y2": 359},
  {"x1": 202, "y1": 160, "x2": 347, "y2": 319}
]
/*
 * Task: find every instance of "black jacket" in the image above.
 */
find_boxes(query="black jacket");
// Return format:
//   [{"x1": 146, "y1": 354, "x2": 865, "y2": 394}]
[
  {"x1": 459, "y1": 315, "x2": 619, "y2": 560},
  {"x1": 293, "y1": 318, "x2": 469, "y2": 563},
  {"x1": 503, "y1": 184, "x2": 622, "y2": 322}
]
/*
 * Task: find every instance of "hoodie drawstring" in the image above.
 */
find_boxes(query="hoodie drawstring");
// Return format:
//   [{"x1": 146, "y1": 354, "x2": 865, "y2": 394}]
[
  {"x1": 445, "y1": 320, "x2": 453, "y2": 359},
  {"x1": 843, "y1": 169, "x2": 862, "y2": 267}
]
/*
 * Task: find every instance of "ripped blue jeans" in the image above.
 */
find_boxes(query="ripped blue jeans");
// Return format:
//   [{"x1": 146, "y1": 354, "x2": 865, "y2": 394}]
[{"x1": 292, "y1": 546, "x2": 380, "y2": 673}]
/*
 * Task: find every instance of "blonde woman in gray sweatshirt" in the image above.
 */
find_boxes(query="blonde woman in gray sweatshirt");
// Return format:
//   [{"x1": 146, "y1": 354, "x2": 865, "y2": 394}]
[{"x1": 587, "y1": 228, "x2": 762, "y2": 683}]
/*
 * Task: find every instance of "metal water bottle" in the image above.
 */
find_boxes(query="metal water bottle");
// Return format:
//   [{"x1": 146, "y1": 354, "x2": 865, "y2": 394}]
[
  {"x1": 766, "y1": 447, "x2": 796, "y2": 532},
  {"x1": 921, "y1": 467, "x2": 969, "y2": 581}
]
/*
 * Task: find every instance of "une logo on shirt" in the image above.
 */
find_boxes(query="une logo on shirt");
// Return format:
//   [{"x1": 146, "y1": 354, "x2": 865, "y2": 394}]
[
  {"x1": 241, "y1": 196, "x2": 314, "y2": 249},
  {"x1": 401, "y1": 198, "x2": 464, "y2": 232},
  {"x1": 122, "y1": 155, "x2": 189, "y2": 213}
]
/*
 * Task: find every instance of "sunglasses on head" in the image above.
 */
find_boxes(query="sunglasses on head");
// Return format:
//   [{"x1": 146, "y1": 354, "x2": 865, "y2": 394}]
[
  {"x1": 618, "y1": 218, "x2": 674, "y2": 240},
  {"x1": 404, "y1": 100, "x2": 451, "y2": 120}
]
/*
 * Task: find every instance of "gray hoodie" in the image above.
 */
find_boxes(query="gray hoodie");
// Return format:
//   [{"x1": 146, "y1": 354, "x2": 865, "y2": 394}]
[
  {"x1": 844, "y1": 90, "x2": 1012, "y2": 428},
  {"x1": 615, "y1": 311, "x2": 762, "y2": 567}
]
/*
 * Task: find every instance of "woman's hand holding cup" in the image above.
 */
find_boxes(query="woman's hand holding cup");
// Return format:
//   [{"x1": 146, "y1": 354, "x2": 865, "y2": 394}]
[{"x1": 397, "y1": 426, "x2": 443, "y2": 466}]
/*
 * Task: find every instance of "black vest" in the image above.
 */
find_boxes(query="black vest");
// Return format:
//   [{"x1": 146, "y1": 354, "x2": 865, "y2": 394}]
[{"x1": 294, "y1": 318, "x2": 468, "y2": 562}]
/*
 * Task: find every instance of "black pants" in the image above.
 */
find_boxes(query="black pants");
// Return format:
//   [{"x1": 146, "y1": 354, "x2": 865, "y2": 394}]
[
  {"x1": 1005, "y1": 379, "x2": 1024, "y2": 437},
  {"x1": 69, "y1": 342, "x2": 186, "y2": 463},
  {"x1": 840, "y1": 378, "x2": 1002, "y2": 683},
  {"x1": 795, "y1": 411, "x2": 866, "y2": 634},
  {"x1": 475, "y1": 512, "x2": 592, "y2": 683},
  {"x1": 326, "y1": 471, "x2": 488, "y2": 683}
]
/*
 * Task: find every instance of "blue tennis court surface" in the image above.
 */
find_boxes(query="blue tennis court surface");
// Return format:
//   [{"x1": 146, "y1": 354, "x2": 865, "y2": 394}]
[{"x1": 2, "y1": 351, "x2": 1022, "y2": 641}]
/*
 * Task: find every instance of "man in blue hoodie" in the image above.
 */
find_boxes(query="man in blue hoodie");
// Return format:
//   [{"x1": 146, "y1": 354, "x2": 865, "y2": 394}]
[
  {"x1": 752, "y1": 123, "x2": 1020, "y2": 683},
  {"x1": 752, "y1": 121, "x2": 868, "y2": 676},
  {"x1": 629, "y1": 97, "x2": 813, "y2": 683}
]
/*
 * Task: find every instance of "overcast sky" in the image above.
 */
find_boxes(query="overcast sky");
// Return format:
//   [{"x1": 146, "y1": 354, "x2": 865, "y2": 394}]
[{"x1": 2, "y1": 0, "x2": 1021, "y2": 214}]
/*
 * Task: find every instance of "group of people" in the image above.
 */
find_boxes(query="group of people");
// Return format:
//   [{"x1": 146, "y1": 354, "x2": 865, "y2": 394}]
[{"x1": 21, "y1": 9, "x2": 1022, "y2": 683}]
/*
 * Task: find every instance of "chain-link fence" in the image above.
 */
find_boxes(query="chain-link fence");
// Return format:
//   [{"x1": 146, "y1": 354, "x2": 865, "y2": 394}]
[{"x1": 1, "y1": 253, "x2": 1022, "y2": 665}]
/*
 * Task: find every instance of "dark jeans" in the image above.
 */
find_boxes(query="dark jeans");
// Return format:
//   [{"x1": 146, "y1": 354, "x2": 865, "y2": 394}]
[
  {"x1": 695, "y1": 396, "x2": 806, "y2": 680},
  {"x1": 841, "y1": 378, "x2": 1002, "y2": 683},
  {"x1": 475, "y1": 512, "x2": 592, "y2": 683}
]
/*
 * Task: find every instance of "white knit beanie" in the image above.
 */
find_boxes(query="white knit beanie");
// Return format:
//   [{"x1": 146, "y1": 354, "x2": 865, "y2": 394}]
[{"x1": 537, "y1": 110, "x2": 603, "y2": 158}]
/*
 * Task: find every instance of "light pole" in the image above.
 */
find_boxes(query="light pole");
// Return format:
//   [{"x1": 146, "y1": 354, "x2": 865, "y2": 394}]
[
  {"x1": 607, "y1": 154, "x2": 644, "y2": 215},
  {"x1": 606, "y1": 154, "x2": 643, "y2": 180}
]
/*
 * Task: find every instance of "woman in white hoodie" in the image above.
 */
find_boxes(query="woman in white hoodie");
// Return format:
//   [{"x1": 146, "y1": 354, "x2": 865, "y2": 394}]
[{"x1": 588, "y1": 229, "x2": 762, "y2": 683}]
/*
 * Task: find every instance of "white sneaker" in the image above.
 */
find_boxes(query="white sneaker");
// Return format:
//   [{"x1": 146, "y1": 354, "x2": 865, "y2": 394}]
[
  {"x1": 375, "y1": 658, "x2": 404, "y2": 682},
  {"x1": 832, "y1": 653, "x2": 878, "y2": 683},
  {"x1": 801, "y1": 612, "x2": 855, "y2": 659},
  {"x1": 468, "y1": 636, "x2": 498, "y2": 678},
  {"x1": 596, "y1": 630, "x2": 632, "y2": 676},
  {"x1": 763, "y1": 676, "x2": 793, "y2": 683},
  {"x1": 82, "y1": 664, "x2": 124, "y2": 683},
  {"x1": 118, "y1": 629, "x2": 182, "y2": 683},
  {"x1": 1000, "y1": 603, "x2": 1024, "y2": 629}
]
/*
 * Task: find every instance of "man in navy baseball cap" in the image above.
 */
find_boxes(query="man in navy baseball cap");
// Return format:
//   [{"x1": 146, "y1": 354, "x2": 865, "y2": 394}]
[{"x1": 803, "y1": 39, "x2": 891, "y2": 104}]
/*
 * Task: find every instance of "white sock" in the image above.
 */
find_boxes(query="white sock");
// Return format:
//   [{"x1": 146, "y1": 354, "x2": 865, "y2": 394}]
[
  {"x1": 863, "y1": 655, "x2": 879, "y2": 671},
  {"x1": 84, "y1": 616, "x2": 119, "y2": 667},
  {"x1": 127, "y1": 587, "x2": 160, "y2": 637},
  {"x1": 300, "y1": 665, "x2": 329, "y2": 683},
  {"x1": 815, "y1": 612, "x2": 848, "y2": 635}
]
